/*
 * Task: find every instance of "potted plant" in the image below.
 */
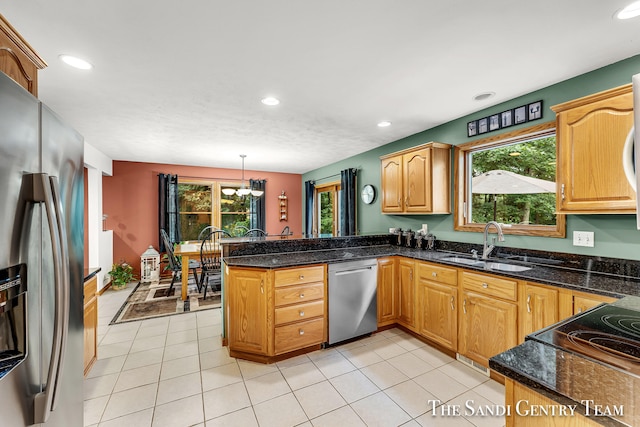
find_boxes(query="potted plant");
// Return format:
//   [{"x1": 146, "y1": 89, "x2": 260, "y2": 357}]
[{"x1": 109, "y1": 260, "x2": 136, "y2": 290}]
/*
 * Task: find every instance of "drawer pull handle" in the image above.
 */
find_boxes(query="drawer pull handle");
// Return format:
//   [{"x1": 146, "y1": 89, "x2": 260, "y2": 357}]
[
  {"x1": 299, "y1": 329, "x2": 305, "y2": 335},
  {"x1": 450, "y1": 296, "x2": 455, "y2": 311},
  {"x1": 527, "y1": 295, "x2": 531, "y2": 313},
  {"x1": 482, "y1": 283, "x2": 488, "y2": 289},
  {"x1": 463, "y1": 299, "x2": 467, "y2": 314},
  {"x1": 432, "y1": 272, "x2": 437, "y2": 277},
  {"x1": 299, "y1": 311, "x2": 305, "y2": 317},
  {"x1": 299, "y1": 293, "x2": 305, "y2": 298},
  {"x1": 299, "y1": 275, "x2": 304, "y2": 280}
]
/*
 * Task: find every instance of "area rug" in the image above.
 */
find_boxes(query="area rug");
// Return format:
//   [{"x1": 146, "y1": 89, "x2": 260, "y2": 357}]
[{"x1": 110, "y1": 277, "x2": 221, "y2": 324}]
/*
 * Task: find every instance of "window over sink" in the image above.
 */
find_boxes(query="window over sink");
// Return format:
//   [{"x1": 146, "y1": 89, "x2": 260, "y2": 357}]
[{"x1": 454, "y1": 121, "x2": 566, "y2": 237}]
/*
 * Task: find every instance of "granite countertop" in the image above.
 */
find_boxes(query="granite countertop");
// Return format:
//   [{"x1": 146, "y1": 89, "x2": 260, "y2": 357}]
[
  {"x1": 223, "y1": 245, "x2": 640, "y2": 298},
  {"x1": 490, "y1": 296, "x2": 640, "y2": 427},
  {"x1": 84, "y1": 267, "x2": 101, "y2": 282}
]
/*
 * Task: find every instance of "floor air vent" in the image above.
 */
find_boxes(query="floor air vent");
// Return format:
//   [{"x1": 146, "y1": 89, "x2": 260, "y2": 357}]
[{"x1": 456, "y1": 354, "x2": 489, "y2": 376}]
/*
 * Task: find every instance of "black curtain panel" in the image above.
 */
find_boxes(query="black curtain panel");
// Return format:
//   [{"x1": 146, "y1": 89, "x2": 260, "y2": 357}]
[
  {"x1": 249, "y1": 179, "x2": 267, "y2": 231},
  {"x1": 158, "y1": 173, "x2": 181, "y2": 251},
  {"x1": 304, "y1": 180, "x2": 315, "y2": 237},
  {"x1": 340, "y1": 168, "x2": 357, "y2": 236}
]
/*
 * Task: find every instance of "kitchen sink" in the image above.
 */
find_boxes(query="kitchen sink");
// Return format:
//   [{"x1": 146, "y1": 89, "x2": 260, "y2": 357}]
[{"x1": 440, "y1": 256, "x2": 532, "y2": 272}]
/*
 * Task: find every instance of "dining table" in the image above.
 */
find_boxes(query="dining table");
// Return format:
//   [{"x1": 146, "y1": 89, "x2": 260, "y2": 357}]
[{"x1": 174, "y1": 241, "x2": 220, "y2": 301}]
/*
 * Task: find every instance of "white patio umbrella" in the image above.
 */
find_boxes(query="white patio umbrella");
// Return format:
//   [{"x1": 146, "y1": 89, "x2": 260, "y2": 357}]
[{"x1": 472, "y1": 170, "x2": 556, "y2": 221}]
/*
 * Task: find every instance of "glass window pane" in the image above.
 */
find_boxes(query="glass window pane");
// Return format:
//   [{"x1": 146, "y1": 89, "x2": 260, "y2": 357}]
[
  {"x1": 178, "y1": 184, "x2": 212, "y2": 212},
  {"x1": 180, "y1": 213, "x2": 212, "y2": 241},
  {"x1": 319, "y1": 191, "x2": 334, "y2": 237}
]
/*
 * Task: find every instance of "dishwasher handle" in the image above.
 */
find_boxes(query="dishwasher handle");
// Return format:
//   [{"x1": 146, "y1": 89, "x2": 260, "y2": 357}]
[{"x1": 333, "y1": 266, "x2": 374, "y2": 276}]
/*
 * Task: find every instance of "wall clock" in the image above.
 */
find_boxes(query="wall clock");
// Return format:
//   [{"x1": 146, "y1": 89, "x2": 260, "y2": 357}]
[{"x1": 361, "y1": 184, "x2": 376, "y2": 204}]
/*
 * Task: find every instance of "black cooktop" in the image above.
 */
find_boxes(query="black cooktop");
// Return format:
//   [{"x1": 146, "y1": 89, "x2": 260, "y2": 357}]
[{"x1": 532, "y1": 304, "x2": 640, "y2": 375}]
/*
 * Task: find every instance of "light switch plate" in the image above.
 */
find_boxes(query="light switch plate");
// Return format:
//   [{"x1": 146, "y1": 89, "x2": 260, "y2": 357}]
[{"x1": 573, "y1": 231, "x2": 594, "y2": 247}]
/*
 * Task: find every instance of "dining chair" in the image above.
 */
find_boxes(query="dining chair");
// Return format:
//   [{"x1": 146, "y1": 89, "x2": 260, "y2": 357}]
[
  {"x1": 160, "y1": 229, "x2": 199, "y2": 294},
  {"x1": 244, "y1": 228, "x2": 268, "y2": 238},
  {"x1": 197, "y1": 225, "x2": 231, "y2": 241},
  {"x1": 199, "y1": 230, "x2": 224, "y2": 299}
]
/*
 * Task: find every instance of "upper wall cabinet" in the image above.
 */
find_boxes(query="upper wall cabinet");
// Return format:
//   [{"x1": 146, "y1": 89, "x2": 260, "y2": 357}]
[
  {"x1": 0, "y1": 14, "x2": 46, "y2": 96},
  {"x1": 552, "y1": 84, "x2": 635, "y2": 214},
  {"x1": 380, "y1": 142, "x2": 451, "y2": 214}
]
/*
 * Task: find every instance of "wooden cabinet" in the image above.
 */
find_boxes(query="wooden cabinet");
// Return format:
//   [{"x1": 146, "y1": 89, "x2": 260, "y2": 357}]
[
  {"x1": 227, "y1": 264, "x2": 326, "y2": 361},
  {"x1": 227, "y1": 267, "x2": 270, "y2": 356},
  {"x1": 397, "y1": 258, "x2": 416, "y2": 330},
  {"x1": 0, "y1": 14, "x2": 46, "y2": 96},
  {"x1": 458, "y1": 271, "x2": 518, "y2": 368},
  {"x1": 377, "y1": 257, "x2": 398, "y2": 327},
  {"x1": 518, "y1": 282, "x2": 559, "y2": 343},
  {"x1": 552, "y1": 84, "x2": 635, "y2": 213},
  {"x1": 417, "y1": 262, "x2": 458, "y2": 351},
  {"x1": 571, "y1": 291, "x2": 617, "y2": 314},
  {"x1": 83, "y1": 275, "x2": 98, "y2": 376},
  {"x1": 380, "y1": 142, "x2": 451, "y2": 214},
  {"x1": 273, "y1": 265, "x2": 326, "y2": 355}
]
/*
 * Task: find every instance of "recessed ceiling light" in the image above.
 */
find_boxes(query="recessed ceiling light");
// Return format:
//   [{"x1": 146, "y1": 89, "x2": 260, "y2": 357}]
[
  {"x1": 473, "y1": 92, "x2": 495, "y2": 101},
  {"x1": 261, "y1": 97, "x2": 280, "y2": 106},
  {"x1": 59, "y1": 54, "x2": 93, "y2": 70},
  {"x1": 377, "y1": 121, "x2": 392, "y2": 127},
  {"x1": 616, "y1": 1, "x2": 640, "y2": 19}
]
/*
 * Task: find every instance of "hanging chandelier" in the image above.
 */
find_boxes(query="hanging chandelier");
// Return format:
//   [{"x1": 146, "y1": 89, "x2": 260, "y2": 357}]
[{"x1": 221, "y1": 154, "x2": 264, "y2": 197}]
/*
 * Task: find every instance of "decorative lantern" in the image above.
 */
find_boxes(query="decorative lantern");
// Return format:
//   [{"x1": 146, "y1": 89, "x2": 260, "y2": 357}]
[{"x1": 140, "y1": 245, "x2": 160, "y2": 283}]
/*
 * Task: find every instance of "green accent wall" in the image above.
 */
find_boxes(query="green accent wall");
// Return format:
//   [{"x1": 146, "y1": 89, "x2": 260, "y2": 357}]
[{"x1": 302, "y1": 55, "x2": 640, "y2": 260}]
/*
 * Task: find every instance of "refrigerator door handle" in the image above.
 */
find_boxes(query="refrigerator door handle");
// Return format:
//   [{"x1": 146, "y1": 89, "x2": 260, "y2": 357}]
[{"x1": 31, "y1": 174, "x2": 70, "y2": 424}]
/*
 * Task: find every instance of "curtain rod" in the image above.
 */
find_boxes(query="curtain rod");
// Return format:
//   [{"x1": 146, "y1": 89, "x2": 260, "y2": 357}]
[
  {"x1": 158, "y1": 173, "x2": 266, "y2": 182},
  {"x1": 308, "y1": 167, "x2": 359, "y2": 183}
]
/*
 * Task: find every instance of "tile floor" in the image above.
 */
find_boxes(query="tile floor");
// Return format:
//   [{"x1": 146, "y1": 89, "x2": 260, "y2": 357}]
[{"x1": 84, "y1": 284, "x2": 506, "y2": 427}]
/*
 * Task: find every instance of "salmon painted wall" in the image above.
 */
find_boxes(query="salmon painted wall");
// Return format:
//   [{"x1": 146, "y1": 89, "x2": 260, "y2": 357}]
[{"x1": 103, "y1": 161, "x2": 302, "y2": 274}]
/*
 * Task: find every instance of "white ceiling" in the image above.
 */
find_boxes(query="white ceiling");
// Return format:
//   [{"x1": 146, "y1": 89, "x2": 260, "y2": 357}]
[{"x1": 2, "y1": 1, "x2": 640, "y2": 174}]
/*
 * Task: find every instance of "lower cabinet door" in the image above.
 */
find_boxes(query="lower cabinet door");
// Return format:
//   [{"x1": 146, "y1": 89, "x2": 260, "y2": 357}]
[
  {"x1": 418, "y1": 279, "x2": 457, "y2": 351},
  {"x1": 228, "y1": 268, "x2": 269, "y2": 355},
  {"x1": 459, "y1": 290, "x2": 517, "y2": 367}
]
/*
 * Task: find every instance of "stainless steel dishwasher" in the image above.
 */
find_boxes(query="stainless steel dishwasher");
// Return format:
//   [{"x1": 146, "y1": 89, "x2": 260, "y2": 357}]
[{"x1": 328, "y1": 259, "x2": 378, "y2": 345}]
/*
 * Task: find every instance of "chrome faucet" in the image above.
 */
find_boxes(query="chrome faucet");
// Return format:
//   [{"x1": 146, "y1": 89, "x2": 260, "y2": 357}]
[{"x1": 482, "y1": 221, "x2": 505, "y2": 259}]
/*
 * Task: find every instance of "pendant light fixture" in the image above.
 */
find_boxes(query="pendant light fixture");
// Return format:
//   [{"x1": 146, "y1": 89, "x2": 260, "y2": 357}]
[{"x1": 222, "y1": 155, "x2": 264, "y2": 197}]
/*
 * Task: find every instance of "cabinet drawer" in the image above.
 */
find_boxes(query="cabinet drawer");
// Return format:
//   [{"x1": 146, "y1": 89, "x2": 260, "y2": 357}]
[
  {"x1": 274, "y1": 265, "x2": 325, "y2": 287},
  {"x1": 461, "y1": 272, "x2": 517, "y2": 301},
  {"x1": 418, "y1": 262, "x2": 457, "y2": 285},
  {"x1": 274, "y1": 317, "x2": 325, "y2": 354},
  {"x1": 275, "y1": 300, "x2": 324, "y2": 325},
  {"x1": 275, "y1": 283, "x2": 324, "y2": 307}
]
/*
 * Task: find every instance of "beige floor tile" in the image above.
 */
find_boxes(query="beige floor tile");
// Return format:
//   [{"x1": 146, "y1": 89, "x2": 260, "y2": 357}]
[
  {"x1": 203, "y1": 381, "x2": 251, "y2": 420},
  {"x1": 97, "y1": 408, "x2": 153, "y2": 427},
  {"x1": 472, "y1": 379, "x2": 506, "y2": 405},
  {"x1": 389, "y1": 333, "x2": 426, "y2": 351},
  {"x1": 413, "y1": 369, "x2": 468, "y2": 403},
  {"x1": 101, "y1": 328, "x2": 139, "y2": 345},
  {"x1": 294, "y1": 381, "x2": 347, "y2": 419},
  {"x1": 86, "y1": 355, "x2": 127, "y2": 379},
  {"x1": 152, "y1": 394, "x2": 204, "y2": 427},
  {"x1": 360, "y1": 360, "x2": 410, "y2": 390},
  {"x1": 237, "y1": 359, "x2": 279, "y2": 380},
  {"x1": 84, "y1": 372, "x2": 118, "y2": 400},
  {"x1": 311, "y1": 351, "x2": 357, "y2": 379},
  {"x1": 446, "y1": 389, "x2": 506, "y2": 427},
  {"x1": 415, "y1": 412, "x2": 476, "y2": 426},
  {"x1": 439, "y1": 361, "x2": 489, "y2": 389},
  {"x1": 201, "y1": 362, "x2": 243, "y2": 392},
  {"x1": 244, "y1": 371, "x2": 292, "y2": 405},
  {"x1": 122, "y1": 347, "x2": 164, "y2": 371},
  {"x1": 275, "y1": 353, "x2": 311, "y2": 369},
  {"x1": 410, "y1": 345, "x2": 454, "y2": 368},
  {"x1": 367, "y1": 339, "x2": 407, "y2": 359},
  {"x1": 113, "y1": 363, "x2": 161, "y2": 392},
  {"x1": 130, "y1": 334, "x2": 167, "y2": 353},
  {"x1": 281, "y1": 361, "x2": 326, "y2": 390},
  {"x1": 252, "y1": 393, "x2": 308, "y2": 427},
  {"x1": 385, "y1": 379, "x2": 439, "y2": 418},
  {"x1": 163, "y1": 340, "x2": 199, "y2": 361},
  {"x1": 310, "y1": 405, "x2": 367, "y2": 427},
  {"x1": 205, "y1": 407, "x2": 258, "y2": 427},
  {"x1": 101, "y1": 383, "x2": 157, "y2": 422},
  {"x1": 198, "y1": 336, "x2": 223, "y2": 353},
  {"x1": 83, "y1": 395, "x2": 108, "y2": 426},
  {"x1": 351, "y1": 391, "x2": 412, "y2": 427},
  {"x1": 387, "y1": 352, "x2": 435, "y2": 378},
  {"x1": 156, "y1": 371, "x2": 203, "y2": 405},
  {"x1": 329, "y1": 370, "x2": 380, "y2": 403},
  {"x1": 165, "y1": 328, "x2": 198, "y2": 346},
  {"x1": 98, "y1": 341, "x2": 133, "y2": 359},
  {"x1": 160, "y1": 354, "x2": 200, "y2": 380},
  {"x1": 341, "y1": 345, "x2": 384, "y2": 369},
  {"x1": 200, "y1": 348, "x2": 235, "y2": 370},
  {"x1": 167, "y1": 317, "x2": 197, "y2": 334}
]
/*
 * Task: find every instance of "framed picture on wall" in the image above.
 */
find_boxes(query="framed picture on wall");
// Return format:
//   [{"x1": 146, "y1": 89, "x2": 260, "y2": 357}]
[
  {"x1": 478, "y1": 117, "x2": 488, "y2": 134},
  {"x1": 489, "y1": 114, "x2": 500, "y2": 131},
  {"x1": 501, "y1": 110, "x2": 513, "y2": 128},
  {"x1": 528, "y1": 101, "x2": 542, "y2": 120},
  {"x1": 467, "y1": 120, "x2": 477, "y2": 137},
  {"x1": 514, "y1": 106, "x2": 527, "y2": 124}
]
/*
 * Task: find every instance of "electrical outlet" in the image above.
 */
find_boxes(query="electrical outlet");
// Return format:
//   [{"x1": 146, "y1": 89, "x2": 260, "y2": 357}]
[{"x1": 573, "y1": 231, "x2": 595, "y2": 247}]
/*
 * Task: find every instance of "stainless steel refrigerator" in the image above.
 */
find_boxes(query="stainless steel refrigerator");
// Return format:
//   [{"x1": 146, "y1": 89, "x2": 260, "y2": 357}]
[{"x1": 0, "y1": 71, "x2": 84, "y2": 426}]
